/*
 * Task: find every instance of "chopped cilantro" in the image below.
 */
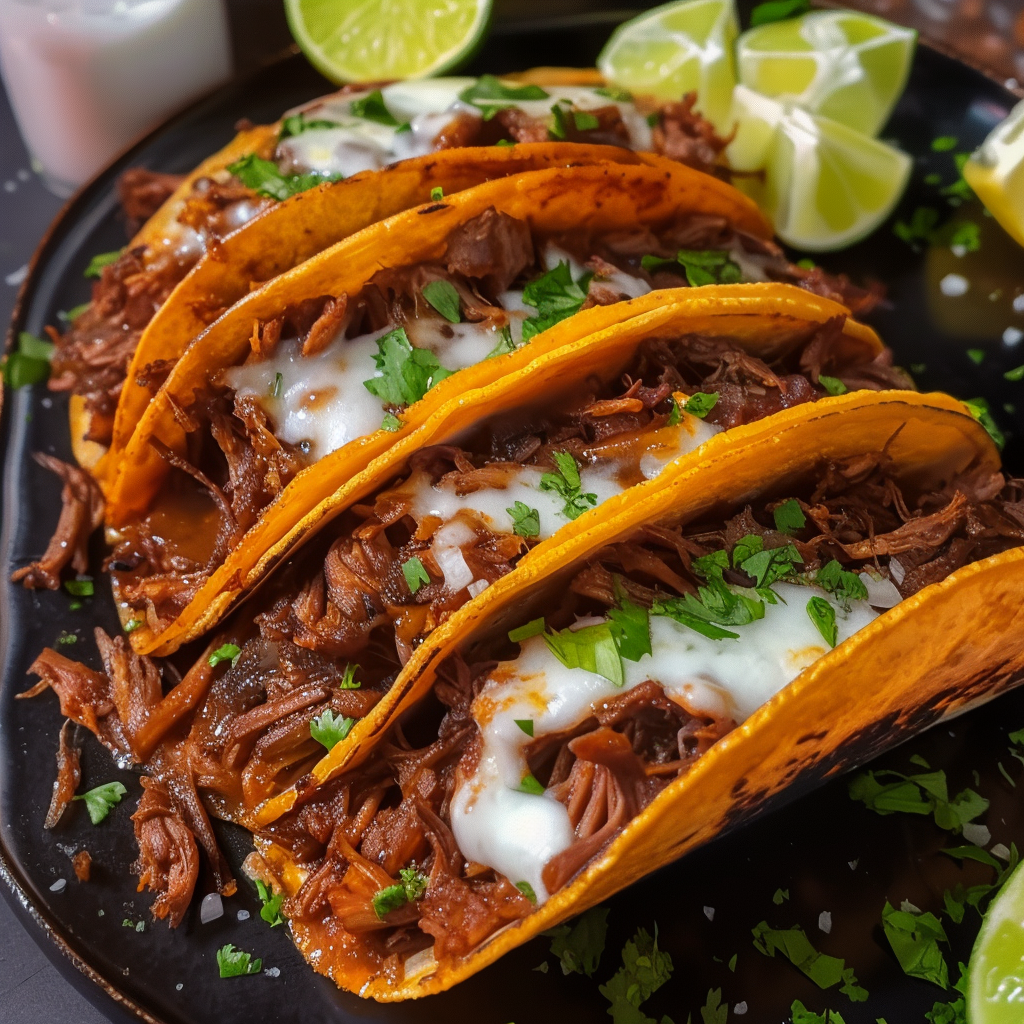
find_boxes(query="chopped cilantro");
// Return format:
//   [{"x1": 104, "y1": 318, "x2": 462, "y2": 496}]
[
  {"x1": 430, "y1": 186, "x2": 444, "y2": 201},
  {"x1": 796, "y1": 258, "x2": 817, "y2": 270},
  {"x1": 309, "y1": 708, "x2": 355, "y2": 751},
  {"x1": 773, "y1": 887, "x2": 790, "y2": 904},
  {"x1": 641, "y1": 248, "x2": 742, "y2": 286},
  {"x1": 966, "y1": 348, "x2": 985, "y2": 365},
  {"x1": 738, "y1": 543, "x2": 802, "y2": 588},
  {"x1": 73, "y1": 781, "x2": 127, "y2": 824},
  {"x1": 521, "y1": 261, "x2": 593, "y2": 342},
  {"x1": 599, "y1": 925, "x2": 674, "y2": 1021},
  {"x1": 459, "y1": 76, "x2": 549, "y2": 118},
  {"x1": 548, "y1": 102, "x2": 570, "y2": 140},
  {"x1": 539, "y1": 451, "x2": 598, "y2": 520},
  {"x1": 962, "y1": 397, "x2": 1005, "y2": 449},
  {"x1": 486, "y1": 325, "x2": 518, "y2": 359},
  {"x1": 269, "y1": 371, "x2": 283, "y2": 398},
  {"x1": 59, "y1": 302, "x2": 91, "y2": 322},
  {"x1": 508, "y1": 617, "x2": 545, "y2": 643},
  {"x1": 666, "y1": 395, "x2": 682, "y2": 425},
  {"x1": 514, "y1": 719, "x2": 534, "y2": 736},
  {"x1": 806, "y1": 596, "x2": 838, "y2": 647},
  {"x1": 607, "y1": 579, "x2": 652, "y2": 662},
  {"x1": 947, "y1": 222, "x2": 980, "y2": 252},
  {"x1": 941, "y1": 842, "x2": 1020, "y2": 921},
  {"x1": 700, "y1": 987, "x2": 728, "y2": 1024},
  {"x1": 56, "y1": 631, "x2": 78, "y2": 646},
  {"x1": 790, "y1": 1001, "x2": 848, "y2": 1024},
  {"x1": 543, "y1": 621, "x2": 623, "y2": 685},
  {"x1": 684, "y1": 392, "x2": 719, "y2": 418},
  {"x1": 495, "y1": 138, "x2": 515, "y2": 147},
  {"x1": 573, "y1": 110, "x2": 600, "y2": 131},
  {"x1": 363, "y1": 326, "x2": 454, "y2": 408},
  {"x1": 216, "y1": 943, "x2": 262, "y2": 978},
  {"x1": 773, "y1": 498, "x2": 806, "y2": 535},
  {"x1": 124, "y1": 619, "x2": 143, "y2": 634},
  {"x1": 752, "y1": 921, "x2": 867, "y2": 998},
  {"x1": 750, "y1": 0, "x2": 811, "y2": 25},
  {"x1": 339, "y1": 663, "x2": 360, "y2": 689},
  {"x1": 279, "y1": 112, "x2": 341, "y2": 138},
  {"x1": 894, "y1": 207, "x2": 940, "y2": 247},
  {"x1": 372, "y1": 867, "x2": 429, "y2": 919},
  {"x1": 2, "y1": 331, "x2": 55, "y2": 388},
  {"x1": 728, "y1": 953, "x2": 738, "y2": 972},
  {"x1": 545, "y1": 906, "x2": 609, "y2": 976},
  {"x1": 818, "y1": 374, "x2": 848, "y2": 395},
  {"x1": 932, "y1": 136, "x2": 958, "y2": 152},
  {"x1": 381, "y1": 411, "x2": 402, "y2": 432},
  {"x1": 84, "y1": 250, "x2": 122, "y2": 278},
  {"x1": 254, "y1": 878, "x2": 285, "y2": 927},
  {"x1": 518, "y1": 772, "x2": 545, "y2": 795},
  {"x1": 422, "y1": 279, "x2": 461, "y2": 323},
  {"x1": 941, "y1": 153, "x2": 974, "y2": 202},
  {"x1": 652, "y1": 570, "x2": 766, "y2": 641},
  {"x1": 1004, "y1": 365, "x2": 1024, "y2": 382},
  {"x1": 208, "y1": 643, "x2": 241, "y2": 668},
  {"x1": 507, "y1": 500, "x2": 540, "y2": 538},
  {"x1": 924, "y1": 172, "x2": 943, "y2": 186},
  {"x1": 815, "y1": 561, "x2": 868, "y2": 605},
  {"x1": 349, "y1": 89, "x2": 406, "y2": 128},
  {"x1": 516, "y1": 881, "x2": 537, "y2": 903},
  {"x1": 925, "y1": 968, "x2": 968, "y2": 1024},
  {"x1": 64, "y1": 577, "x2": 94, "y2": 598},
  {"x1": 595, "y1": 86, "x2": 633, "y2": 102},
  {"x1": 848, "y1": 766, "x2": 989, "y2": 834},
  {"x1": 228, "y1": 153, "x2": 341, "y2": 200},
  {"x1": 402, "y1": 555, "x2": 430, "y2": 594},
  {"x1": 881, "y1": 901, "x2": 949, "y2": 988}
]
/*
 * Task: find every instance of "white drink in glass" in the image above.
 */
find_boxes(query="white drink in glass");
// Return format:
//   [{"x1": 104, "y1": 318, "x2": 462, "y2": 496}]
[{"x1": 0, "y1": 0, "x2": 233, "y2": 196}]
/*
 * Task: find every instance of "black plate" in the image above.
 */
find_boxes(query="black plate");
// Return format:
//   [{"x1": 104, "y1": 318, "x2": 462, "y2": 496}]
[{"x1": 3, "y1": 12, "x2": 1024, "y2": 1024}]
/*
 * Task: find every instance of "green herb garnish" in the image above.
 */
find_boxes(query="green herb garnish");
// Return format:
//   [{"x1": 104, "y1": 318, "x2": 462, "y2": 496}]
[
  {"x1": 684, "y1": 391, "x2": 719, "y2": 418},
  {"x1": 228, "y1": 154, "x2": 341, "y2": 200},
  {"x1": 84, "y1": 250, "x2": 122, "y2": 278},
  {"x1": 963, "y1": 397, "x2": 1005, "y2": 449},
  {"x1": 371, "y1": 866, "x2": 429, "y2": 919},
  {"x1": 753, "y1": 921, "x2": 868, "y2": 999},
  {"x1": 208, "y1": 643, "x2": 241, "y2": 668},
  {"x1": 73, "y1": 781, "x2": 127, "y2": 825},
  {"x1": 2, "y1": 331, "x2": 55, "y2": 388},
  {"x1": 815, "y1": 560, "x2": 868, "y2": 605},
  {"x1": 516, "y1": 880, "x2": 537, "y2": 903},
  {"x1": 543, "y1": 622, "x2": 623, "y2": 685},
  {"x1": 402, "y1": 555, "x2": 430, "y2": 594},
  {"x1": 599, "y1": 925, "x2": 674, "y2": 1019},
  {"x1": 508, "y1": 618, "x2": 545, "y2": 643},
  {"x1": 521, "y1": 261, "x2": 593, "y2": 342},
  {"x1": 932, "y1": 136, "x2": 958, "y2": 152},
  {"x1": 309, "y1": 708, "x2": 356, "y2": 751},
  {"x1": 750, "y1": 0, "x2": 811, "y2": 25},
  {"x1": 514, "y1": 719, "x2": 534, "y2": 736},
  {"x1": 486, "y1": 325, "x2": 518, "y2": 359},
  {"x1": 459, "y1": 75, "x2": 549, "y2": 118},
  {"x1": 967, "y1": 348, "x2": 985, "y2": 365},
  {"x1": 641, "y1": 248, "x2": 742, "y2": 286},
  {"x1": 216, "y1": 943, "x2": 262, "y2": 978},
  {"x1": 849, "y1": 764, "x2": 989, "y2": 833},
  {"x1": 607, "y1": 578, "x2": 651, "y2": 662},
  {"x1": 339, "y1": 663, "x2": 360, "y2": 689},
  {"x1": 254, "y1": 878, "x2": 286, "y2": 927},
  {"x1": 381, "y1": 411, "x2": 402, "y2": 431},
  {"x1": 64, "y1": 578, "x2": 94, "y2": 598},
  {"x1": 881, "y1": 902, "x2": 950, "y2": 988},
  {"x1": 539, "y1": 451, "x2": 597, "y2": 520},
  {"x1": 279, "y1": 112, "x2": 342, "y2": 139},
  {"x1": 349, "y1": 89, "x2": 406, "y2": 128},
  {"x1": 773, "y1": 498, "x2": 806, "y2": 535},
  {"x1": 818, "y1": 374, "x2": 848, "y2": 395},
  {"x1": 806, "y1": 596, "x2": 838, "y2": 647},
  {"x1": 422, "y1": 279, "x2": 461, "y2": 323},
  {"x1": 518, "y1": 773, "x2": 545, "y2": 795},
  {"x1": 507, "y1": 500, "x2": 540, "y2": 538},
  {"x1": 363, "y1": 326, "x2": 453, "y2": 407}
]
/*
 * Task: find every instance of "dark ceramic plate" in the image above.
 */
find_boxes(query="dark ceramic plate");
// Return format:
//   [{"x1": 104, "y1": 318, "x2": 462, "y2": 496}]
[{"x1": 3, "y1": 11, "x2": 1024, "y2": 1024}]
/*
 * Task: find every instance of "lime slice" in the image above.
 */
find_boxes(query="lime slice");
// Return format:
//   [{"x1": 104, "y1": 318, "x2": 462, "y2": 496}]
[
  {"x1": 726, "y1": 85, "x2": 912, "y2": 252},
  {"x1": 968, "y1": 860, "x2": 1024, "y2": 1024},
  {"x1": 964, "y1": 98, "x2": 1024, "y2": 249},
  {"x1": 737, "y1": 10, "x2": 916, "y2": 137},
  {"x1": 597, "y1": 0, "x2": 738, "y2": 132},
  {"x1": 285, "y1": 0, "x2": 492, "y2": 83}
]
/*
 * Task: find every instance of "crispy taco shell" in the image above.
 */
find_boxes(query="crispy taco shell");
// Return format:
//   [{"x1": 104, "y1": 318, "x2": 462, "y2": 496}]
[
  {"x1": 249, "y1": 392, "x2": 1024, "y2": 999},
  {"x1": 117, "y1": 281, "x2": 881, "y2": 656}
]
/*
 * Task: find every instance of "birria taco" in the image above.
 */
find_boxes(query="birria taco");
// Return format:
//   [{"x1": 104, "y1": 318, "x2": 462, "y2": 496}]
[
  {"x1": 99, "y1": 154, "x2": 882, "y2": 657},
  {"x1": 51, "y1": 70, "x2": 772, "y2": 467},
  {"x1": 240, "y1": 392, "x2": 1023, "y2": 1000}
]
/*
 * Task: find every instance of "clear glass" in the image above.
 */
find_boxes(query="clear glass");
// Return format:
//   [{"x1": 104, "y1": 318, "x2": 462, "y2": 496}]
[{"x1": 0, "y1": 0, "x2": 233, "y2": 197}]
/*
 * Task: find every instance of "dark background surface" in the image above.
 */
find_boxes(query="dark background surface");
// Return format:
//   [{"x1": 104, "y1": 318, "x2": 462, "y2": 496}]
[{"x1": 3, "y1": 3, "x2": 1024, "y2": 1024}]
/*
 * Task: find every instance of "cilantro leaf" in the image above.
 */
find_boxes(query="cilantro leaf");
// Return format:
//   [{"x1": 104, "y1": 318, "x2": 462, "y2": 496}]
[
  {"x1": 596, "y1": 86, "x2": 633, "y2": 101},
  {"x1": 539, "y1": 451, "x2": 597, "y2": 520},
  {"x1": 228, "y1": 154, "x2": 341, "y2": 200},
  {"x1": 751, "y1": 0, "x2": 811, "y2": 25},
  {"x1": 895, "y1": 206, "x2": 940, "y2": 246},
  {"x1": 516, "y1": 880, "x2": 537, "y2": 902},
  {"x1": 372, "y1": 867, "x2": 429, "y2": 919},
  {"x1": 518, "y1": 772, "x2": 545, "y2": 795},
  {"x1": 608, "y1": 578, "x2": 652, "y2": 662},
  {"x1": 402, "y1": 555, "x2": 430, "y2": 594},
  {"x1": 573, "y1": 110, "x2": 600, "y2": 131},
  {"x1": 430, "y1": 186, "x2": 444, "y2": 201},
  {"x1": 545, "y1": 906, "x2": 609, "y2": 976},
  {"x1": 806, "y1": 596, "x2": 838, "y2": 647},
  {"x1": 548, "y1": 103, "x2": 570, "y2": 140},
  {"x1": 700, "y1": 988, "x2": 728, "y2": 1024},
  {"x1": 2, "y1": 331, "x2": 55, "y2": 388},
  {"x1": 773, "y1": 888, "x2": 790, "y2": 904},
  {"x1": 684, "y1": 392, "x2": 719, "y2": 418},
  {"x1": 881, "y1": 901, "x2": 949, "y2": 989},
  {"x1": 381, "y1": 411, "x2": 402, "y2": 431},
  {"x1": 363, "y1": 327, "x2": 454, "y2": 408},
  {"x1": 459, "y1": 75, "x2": 549, "y2": 118},
  {"x1": 254, "y1": 879, "x2": 285, "y2": 927},
  {"x1": 515, "y1": 718, "x2": 534, "y2": 736},
  {"x1": 64, "y1": 577, "x2": 95, "y2": 597},
  {"x1": 815, "y1": 561, "x2": 868, "y2": 605},
  {"x1": 790, "y1": 1001, "x2": 848, "y2": 1024},
  {"x1": 60, "y1": 302, "x2": 90, "y2": 323},
  {"x1": 752, "y1": 921, "x2": 864, "y2": 994},
  {"x1": 818, "y1": 375, "x2": 848, "y2": 396},
  {"x1": 208, "y1": 643, "x2": 241, "y2": 668},
  {"x1": 773, "y1": 498, "x2": 806, "y2": 535},
  {"x1": 925, "y1": 967, "x2": 968, "y2": 1024},
  {"x1": 509, "y1": 617, "x2": 545, "y2": 643},
  {"x1": 216, "y1": 943, "x2": 262, "y2": 978},
  {"x1": 739, "y1": 544, "x2": 802, "y2": 588},
  {"x1": 653, "y1": 574, "x2": 765, "y2": 640},
  {"x1": 73, "y1": 781, "x2": 127, "y2": 824},
  {"x1": 641, "y1": 248, "x2": 742, "y2": 286},
  {"x1": 309, "y1": 708, "x2": 355, "y2": 751},
  {"x1": 599, "y1": 926, "x2": 673, "y2": 1023},
  {"x1": 849, "y1": 767, "x2": 989, "y2": 834},
  {"x1": 84, "y1": 250, "x2": 123, "y2": 278},
  {"x1": 339, "y1": 663, "x2": 360, "y2": 689},
  {"x1": 962, "y1": 397, "x2": 1005, "y2": 450},
  {"x1": 279, "y1": 112, "x2": 342, "y2": 138},
  {"x1": 543, "y1": 622, "x2": 624, "y2": 685},
  {"x1": 507, "y1": 500, "x2": 540, "y2": 538},
  {"x1": 666, "y1": 395, "x2": 682, "y2": 425},
  {"x1": 486, "y1": 324, "x2": 518, "y2": 359},
  {"x1": 422, "y1": 280, "x2": 461, "y2": 323},
  {"x1": 693, "y1": 548, "x2": 731, "y2": 580},
  {"x1": 521, "y1": 262, "x2": 593, "y2": 342},
  {"x1": 349, "y1": 89, "x2": 405, "y2": 127}
]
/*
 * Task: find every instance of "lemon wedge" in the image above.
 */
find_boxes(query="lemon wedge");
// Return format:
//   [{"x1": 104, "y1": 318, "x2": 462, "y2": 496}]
[{"x1": 964, "y1": 98, "x2": 1024, "y2": 249}]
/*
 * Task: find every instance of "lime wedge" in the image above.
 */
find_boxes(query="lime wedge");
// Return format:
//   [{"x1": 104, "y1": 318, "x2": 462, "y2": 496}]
[
  {"x1": 285, "y1": 0, "x2": 492, "y2": 83},
  {"x1": 968, "y1": 860, "x2": 1024, "y2": 1024},
  {"x1": 964, "y1": 98, "x2": 1024, "y2": 249},
  {"x1": 597, "y1": 0, "x2": 738, "y2": 132},
  {"x1": 737, "y1": 10, "x2": 916, "y2": 137},
  {"x1": 726, "y1": 85, "x2": 911, "y2": 251}
]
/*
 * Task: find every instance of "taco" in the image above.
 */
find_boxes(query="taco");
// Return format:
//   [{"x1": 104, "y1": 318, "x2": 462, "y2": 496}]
[
  {"x1": 50, "y1": 71, "x2": 755, "y2": 465},
  {"x1": 238, "y1": 392, "x2": 1024, "y2": 999}
]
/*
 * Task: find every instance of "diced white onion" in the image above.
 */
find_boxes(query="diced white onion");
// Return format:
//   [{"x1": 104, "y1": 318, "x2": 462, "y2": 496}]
[
  {"x1": 200, "y1": 892, "x2": 224, "y2": 923},
  {"x1": 860, "y1": 572, "x2": 902, "y2": 609},
  {"x1": 889, "y1": 557, "x2": 906, "y2": 584}
]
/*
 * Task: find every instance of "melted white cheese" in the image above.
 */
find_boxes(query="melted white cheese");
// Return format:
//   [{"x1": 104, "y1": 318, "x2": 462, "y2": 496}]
[
  {"x1": 450, "y1": 583, "x2": 879, "y2": 901},
  {"x1": 275, "y1": 79, "x2": 655, "y2": 179}
]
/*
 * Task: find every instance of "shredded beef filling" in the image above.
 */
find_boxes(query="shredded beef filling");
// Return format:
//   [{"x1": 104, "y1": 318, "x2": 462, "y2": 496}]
[{"x1": 249, "y1": 458, "x2": 1023, "y2": 979}]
